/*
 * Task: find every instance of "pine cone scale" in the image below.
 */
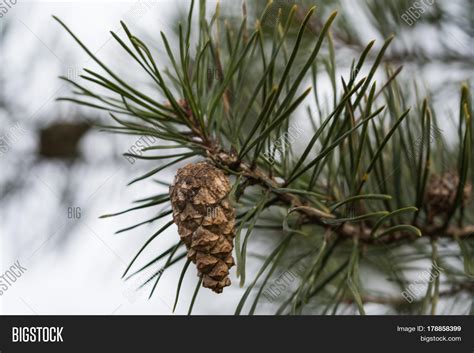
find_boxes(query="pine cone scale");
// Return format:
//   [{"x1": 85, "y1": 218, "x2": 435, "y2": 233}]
[{"x1": 426, "y1": 171, "x2": 472, "y2": 222}]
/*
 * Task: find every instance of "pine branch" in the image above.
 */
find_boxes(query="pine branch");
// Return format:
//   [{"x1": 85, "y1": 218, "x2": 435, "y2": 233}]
[
  {"x1": 343, "y1": 281, "x2": 474, "y2": 306},
  {"x1": 54, "y1": 0, "x2": 473, "y2": 314},
  {"x1": 203, "y1": 145, "x2": 474, "y2": 246}
]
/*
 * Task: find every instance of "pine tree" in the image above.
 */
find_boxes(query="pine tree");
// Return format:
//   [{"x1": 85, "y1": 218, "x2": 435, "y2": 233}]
[{"x1": 53, "y1": 0, "x2": 473, "y2": 315}]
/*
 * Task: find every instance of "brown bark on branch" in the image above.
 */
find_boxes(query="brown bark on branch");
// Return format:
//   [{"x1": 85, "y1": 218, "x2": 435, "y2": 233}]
[{"x1": 205, "y1": 146, "x2": 474, "y2": 245}]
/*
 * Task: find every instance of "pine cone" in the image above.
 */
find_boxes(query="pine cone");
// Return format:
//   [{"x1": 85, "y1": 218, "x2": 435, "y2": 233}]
[
  {"x1": 169, "y1": 161, "x2": 235, "y2": 293},
  {"x1": 425, "y1": 171, "x2": 472, "y2": 222}
]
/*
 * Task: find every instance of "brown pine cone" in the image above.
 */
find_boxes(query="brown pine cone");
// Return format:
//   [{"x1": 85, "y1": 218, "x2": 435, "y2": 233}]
[
  {"x1": 425, "y1": 171, "x2": 472, "y2": 222},
  {"x1": 169, "y1": 161, "x2": 236, "y2": 293}
]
